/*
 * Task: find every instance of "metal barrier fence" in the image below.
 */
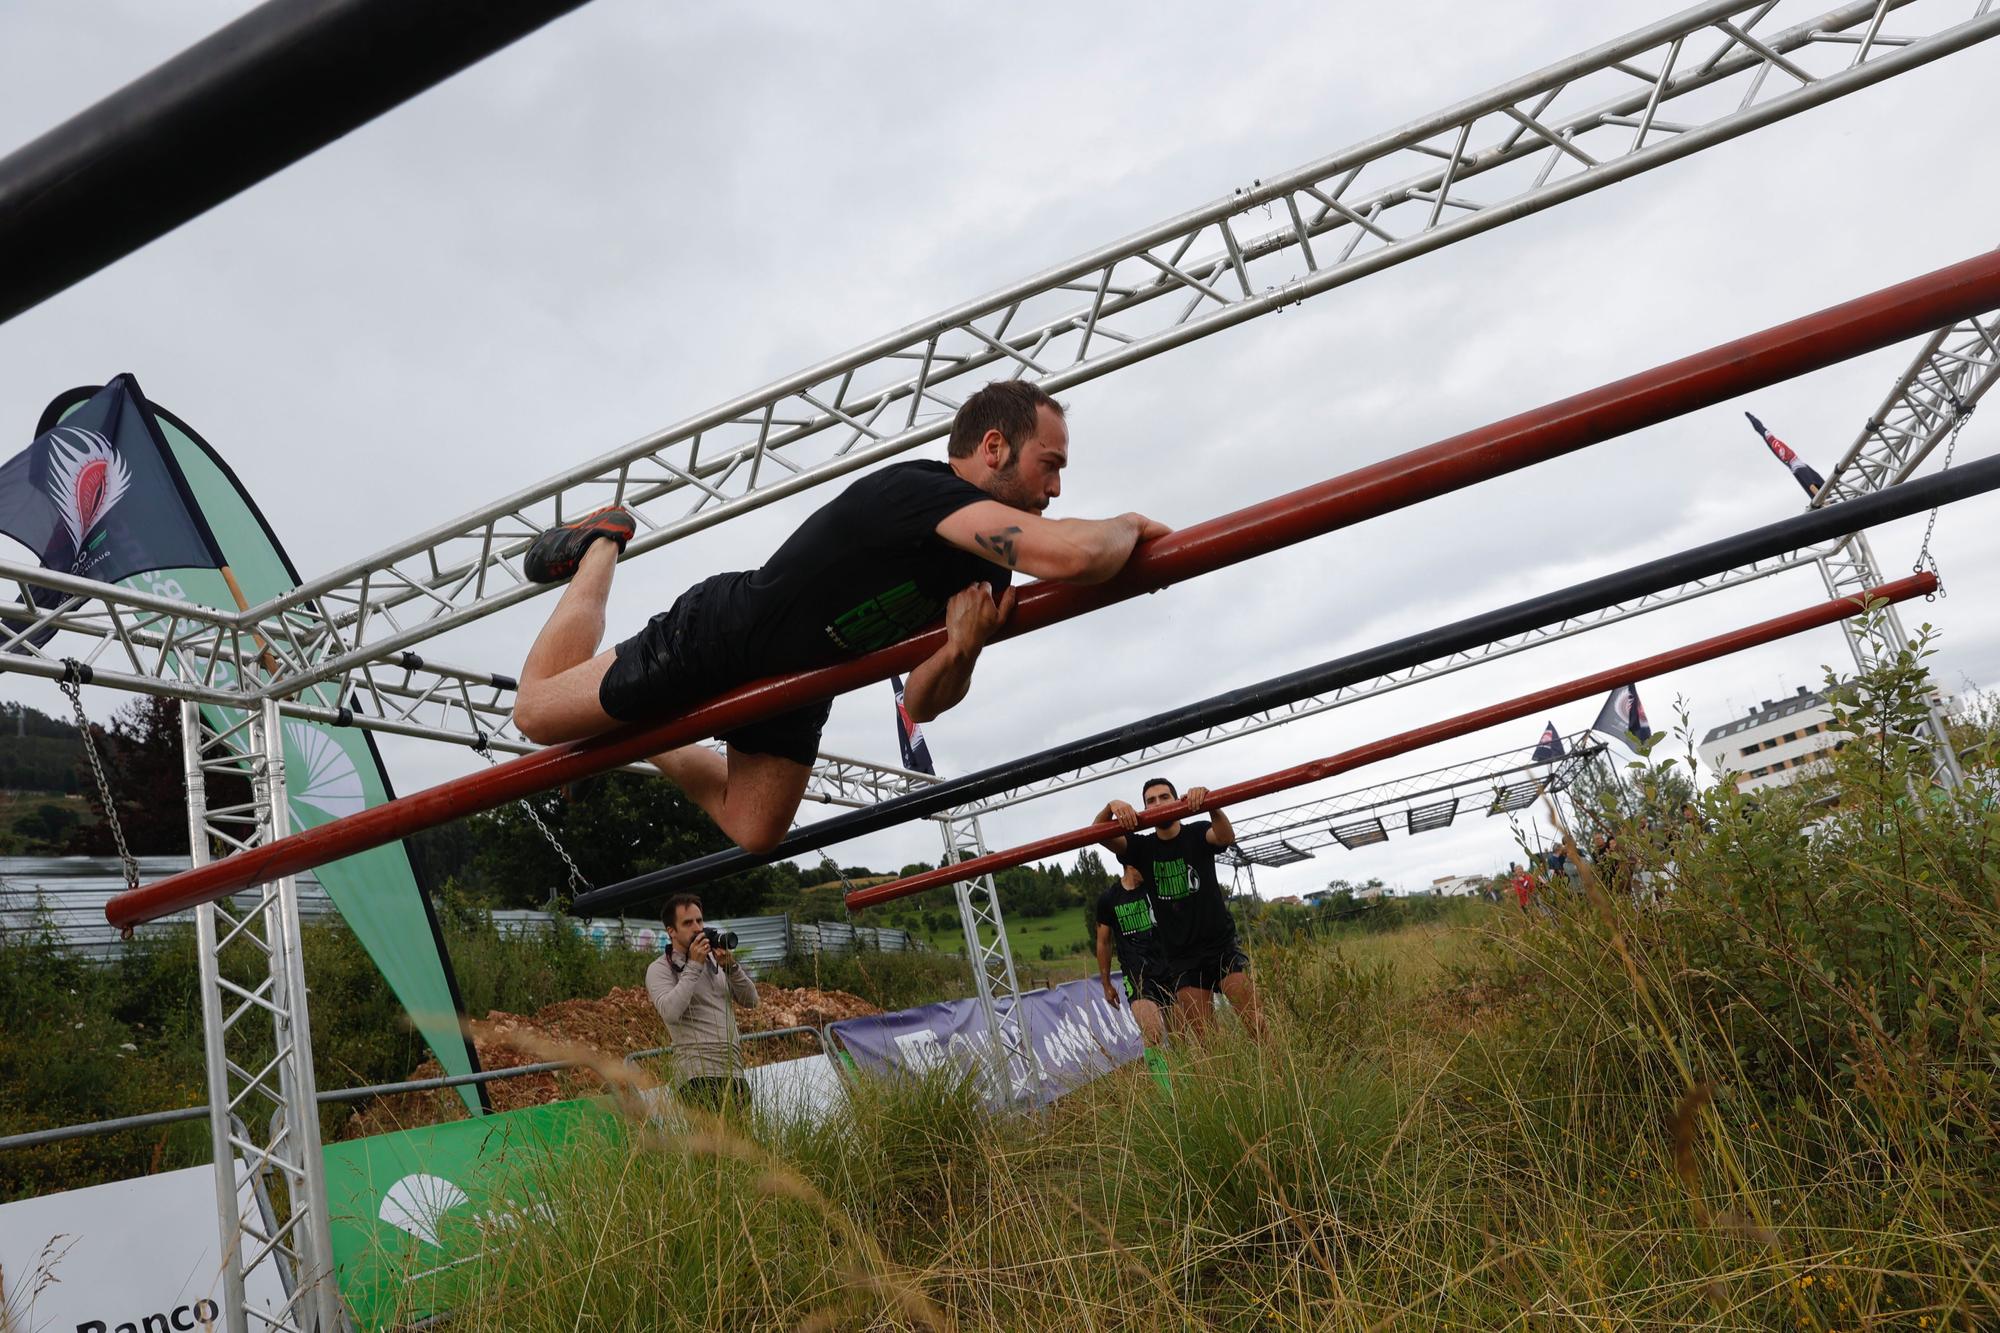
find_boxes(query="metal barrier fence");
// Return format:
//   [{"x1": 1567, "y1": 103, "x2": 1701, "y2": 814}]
[
  {"x1": 0, "y1": 1027, "x2": 826, "y2": 1154},
  {"x1": 487, "y1": 910, "x2": 923, "y2": 974},
  {"x1": 0, "y1": 856, "x2": 334, "y2": 962},
  {"x1": 0, "y1": 875, "x2": 921, "y2": 973}
]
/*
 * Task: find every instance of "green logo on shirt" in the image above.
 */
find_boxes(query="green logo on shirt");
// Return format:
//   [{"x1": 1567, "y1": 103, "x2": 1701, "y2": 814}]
[
  {"x1": 828, "y1": 579, "x2": 935, "y2": 653},
  {"x1": 1153, "y1": 859, "x2": 1193, "y2": 900},
  {"x1": 1112, "y1": 896, "x2": 1155, "y2": 934}
]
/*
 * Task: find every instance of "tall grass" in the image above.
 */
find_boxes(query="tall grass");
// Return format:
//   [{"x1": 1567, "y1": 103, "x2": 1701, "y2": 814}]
[{"x1": 422, "y1": 642, "x2": 1997, "y2": 1329}]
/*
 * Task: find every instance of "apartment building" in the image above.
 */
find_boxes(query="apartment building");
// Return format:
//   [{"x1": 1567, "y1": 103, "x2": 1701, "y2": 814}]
[{"x1": 1698, "y1": 685, "x2": 1841, "y2": 792}]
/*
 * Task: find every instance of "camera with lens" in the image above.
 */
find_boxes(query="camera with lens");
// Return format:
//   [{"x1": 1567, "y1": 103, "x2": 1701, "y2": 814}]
[{"x1": 700, "y1": 926, "x2": 738, "y2": 952}]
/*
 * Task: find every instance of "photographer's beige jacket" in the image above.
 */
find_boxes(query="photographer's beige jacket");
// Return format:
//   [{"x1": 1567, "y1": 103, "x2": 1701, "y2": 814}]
[{"x1": 646, "y1": 950, "x2": 760, "y2": 1081}]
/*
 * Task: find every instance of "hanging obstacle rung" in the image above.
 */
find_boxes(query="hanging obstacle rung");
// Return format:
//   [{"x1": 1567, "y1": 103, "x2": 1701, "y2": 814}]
[
  {"x1": 579, "y1": 448, "x2": 2000, "y2": 915},
  {"x1": 106, "y1": 248, "x2": 2000, "y2": 930},
  {"x1": 845, "y1": 573, "x2": 1936, "y2": 911}
]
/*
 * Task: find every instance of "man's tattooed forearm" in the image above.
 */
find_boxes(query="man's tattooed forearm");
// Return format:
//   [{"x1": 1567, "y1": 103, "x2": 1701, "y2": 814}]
[{"x1": 976, "y1": 526, "x2": 1023, "y2": 567}]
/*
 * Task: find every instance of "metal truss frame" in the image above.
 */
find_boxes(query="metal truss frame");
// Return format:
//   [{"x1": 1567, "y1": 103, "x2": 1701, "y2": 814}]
[
  {"x1": 1817, "y1": 307, "x2": 2000, "y2": 508},
  {"x1": 183, "y1": 699, "x2": 340, "y2": 1333},
  {"x1": 6, "y1": 0, "x2": 1989, "y2": 703},
  {"x1": 1223, "y1": 732, "x2": 1605, "y2": 866},
  {"x1": 937, "y1": 811, "x2": 1039, "y2": 1105},
  {"x1": 1814, "y1": 530, "x2": 1966, "y2": 783}
]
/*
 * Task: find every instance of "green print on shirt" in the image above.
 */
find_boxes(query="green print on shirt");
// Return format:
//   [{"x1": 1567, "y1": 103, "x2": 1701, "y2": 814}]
[
  {"x1": 827, "y1": 580, "x2": 937, "y2": 653},
  {"x1": 1112, "y1": 896, "x2": 1155, "y2": 934},
  {"x1": 1153, "y1": 858, "x2": 1193, "y2": 900}
]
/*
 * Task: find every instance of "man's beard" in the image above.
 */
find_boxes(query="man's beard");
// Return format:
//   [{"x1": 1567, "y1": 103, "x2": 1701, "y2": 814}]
[{"x1": 989, "y1": 454, "x2": 1047, "y2": 512}]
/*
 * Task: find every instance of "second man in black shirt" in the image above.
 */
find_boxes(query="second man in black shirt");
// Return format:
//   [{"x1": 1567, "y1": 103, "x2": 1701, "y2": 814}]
[{"x1": 1099, "y1": 776, "x2": 1266, "y2": 1041}]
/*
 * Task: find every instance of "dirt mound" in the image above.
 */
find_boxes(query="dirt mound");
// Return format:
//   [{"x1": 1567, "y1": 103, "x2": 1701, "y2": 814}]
[{"x1": 335, "y1": 982, "x2": 878, "y2": 1139}]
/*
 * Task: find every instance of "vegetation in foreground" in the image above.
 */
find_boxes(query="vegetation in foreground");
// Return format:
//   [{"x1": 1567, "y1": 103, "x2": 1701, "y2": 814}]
[{"x1": 416, "y1": 634, "x2": 1998, "y2": 1329}]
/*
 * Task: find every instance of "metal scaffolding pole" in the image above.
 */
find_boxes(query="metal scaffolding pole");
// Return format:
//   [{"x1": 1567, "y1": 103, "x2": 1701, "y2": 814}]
[
  {"x1": 1815, "y1": 530, "x2": 1966, "y2": 786},
  {"x1": 938, "y1": 812, "x2": 1039, "y2": 1105},
  {"x1": 846, "y1": 573, "x2": 1937, "y2": 910},
  {"x1": 183, "y1": 700, "x2": 340, "y2": 1333}
]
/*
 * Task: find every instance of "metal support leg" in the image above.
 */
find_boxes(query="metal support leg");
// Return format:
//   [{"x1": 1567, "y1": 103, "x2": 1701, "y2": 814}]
[
  {"x1": 1816, "y1": 532, "x2": 1963, "y2": 789},
  {"x1": 186, "y1": 700, "x2": 343, "y2": 1331},
  {"x1": 938, "y1": 810, "x2": 1039, "y2": 1105}
]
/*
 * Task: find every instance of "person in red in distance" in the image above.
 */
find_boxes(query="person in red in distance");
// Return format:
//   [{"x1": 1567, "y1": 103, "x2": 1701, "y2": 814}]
[
  {"x1": 1509, "y1": 860, "x2": 1537, "y2": 911},
  {"x1": 1098, "y1": 777, "x2": 1266, "y2": 1041},
  {"x1": 510, "y1": 381, "x2": 1169, "y2": 855}
]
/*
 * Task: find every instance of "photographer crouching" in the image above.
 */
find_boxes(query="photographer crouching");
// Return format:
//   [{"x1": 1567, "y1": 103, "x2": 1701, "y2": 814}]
[{"x1": 646, "y1": 893, "x2": 759, "y2": 1116}]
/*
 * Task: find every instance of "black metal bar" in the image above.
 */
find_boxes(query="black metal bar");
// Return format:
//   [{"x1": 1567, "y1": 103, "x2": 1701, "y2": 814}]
[
  {"x1": 577, "y1": 453, "x2": 2000, "y2": 915},
  {"x1": 0, "y1": 0, "x2": 592, "y2": 323}
]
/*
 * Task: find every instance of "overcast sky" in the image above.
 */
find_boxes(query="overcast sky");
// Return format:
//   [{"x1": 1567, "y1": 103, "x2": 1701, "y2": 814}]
[{"x1": 3, "y1": 0, "x2": 1997, "y2": 904}]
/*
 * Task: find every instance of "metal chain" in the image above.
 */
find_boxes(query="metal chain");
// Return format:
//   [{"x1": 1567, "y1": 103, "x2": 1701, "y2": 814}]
[
  {"x1": 1912, "y1": 401, "x2": 1972, "y2": 597},
  {"x1": 58, "y1": 662, "x2": 139, "y2": 894},
  {"x1": 471, "y1": 735, "x2": 589, "y2": 894}
]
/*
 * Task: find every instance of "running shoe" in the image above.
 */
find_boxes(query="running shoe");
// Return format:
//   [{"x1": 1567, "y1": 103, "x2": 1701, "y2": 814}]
[{"x1": 522, "y1": 506, "x2": 637, "y2": 584}]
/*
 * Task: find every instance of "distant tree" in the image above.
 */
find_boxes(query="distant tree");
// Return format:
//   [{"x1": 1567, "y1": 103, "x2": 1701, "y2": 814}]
[
  {"x1": 458, "y1": 770, "x2": 774, "y2": 916},
  {"x1": 19, "y1": 802, "x2": 80, "y2": 852},
  {"x1": 62, "y1": 695, "x2": 229, "y2": 856}
]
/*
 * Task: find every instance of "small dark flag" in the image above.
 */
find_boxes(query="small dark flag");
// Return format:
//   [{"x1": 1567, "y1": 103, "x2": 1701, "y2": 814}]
[
  {"x1": 1531, "y1": 720, "x2": 1565, "y2": 763},
  {"x1": 0, "y1": 374, "x2": 224, "y2": 648},
  {"x1": 1744, "y1": 412, "x2": 1825, "y2": 499},
  {"x1": 890, "y1": 675, "x2": 935, "y2": 775},
  {"x1": 1592, "y1": 684, "x2": 1653, "y2": 754}
]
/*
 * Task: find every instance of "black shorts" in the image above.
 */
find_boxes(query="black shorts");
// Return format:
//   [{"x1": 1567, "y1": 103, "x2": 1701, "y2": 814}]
[
  {"x1": 1168, "y1": 943, "x2": 1249, "y2": 993},
  {"x1": 679, "y1": 1074, "x2": 751, "y2": 1117},
  {"x1": 597, "y1": 578, "x2": 831, "y2": 767},
  {"x1": 1121, "y1": 969, "x2": 1175, "y2": 1008}
]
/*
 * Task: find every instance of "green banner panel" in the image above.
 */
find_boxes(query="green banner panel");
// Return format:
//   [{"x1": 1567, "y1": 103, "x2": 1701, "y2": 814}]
[{"x1": 323, "y1": 1098, "x2": 617, "y2": 1329}]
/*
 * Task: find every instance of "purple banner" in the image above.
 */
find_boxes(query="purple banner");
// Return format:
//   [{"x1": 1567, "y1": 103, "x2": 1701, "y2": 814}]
[
  {"x1": 828, "y1": 976, "x2": 1142, "y2": 1106},
  {"x1": 1017, "y1": 977, "x2": 1144, "y2": 1098}
]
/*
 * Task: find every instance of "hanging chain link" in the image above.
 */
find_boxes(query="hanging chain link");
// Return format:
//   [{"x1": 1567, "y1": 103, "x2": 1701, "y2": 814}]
[
  {"x1": 1911, "y1": 400, "x2": 1972, "y2": 599},
  {"x1": 471, "y1": 734, "x2": 589, "y2": 895},
  {"x1": 58, "y1": 662, "x2": 139, "y2": 894}
]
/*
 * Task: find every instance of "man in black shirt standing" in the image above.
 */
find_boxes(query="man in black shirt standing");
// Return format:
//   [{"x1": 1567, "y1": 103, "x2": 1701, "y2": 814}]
[
  {"x1": 1099, "y1": 776, "x2": 1265, "y2": 1040},
  {"x1": 512, "y1": 382, "x2": 1169, "y2": 854},
  {"x1": 1095, "y1": 864, "x2": 1171, "y2": 1045}
]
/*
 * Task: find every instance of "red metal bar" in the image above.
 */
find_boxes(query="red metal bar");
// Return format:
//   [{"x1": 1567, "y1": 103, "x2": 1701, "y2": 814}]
[
  {"x1": 107, "y1": 243, "x2": 2000, "y2": 929},
  {"x1": 845, "y1": 574, "x2": 1933, "y2": 910}
]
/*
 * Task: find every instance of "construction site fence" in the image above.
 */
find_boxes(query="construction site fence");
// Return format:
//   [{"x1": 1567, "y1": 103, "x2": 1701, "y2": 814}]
[{"x1": 485, "y1": 910, "x2": 926, "y2": 973}]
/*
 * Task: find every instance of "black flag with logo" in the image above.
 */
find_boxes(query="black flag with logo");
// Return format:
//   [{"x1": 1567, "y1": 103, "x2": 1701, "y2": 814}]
[
  {"x1": 890, "y1": 675, "x2": 935, "y2": 775},
  {"x1": 0, "y1": 374, "x2": 223, "y2": 647},
  {"x1": 1531, "y1": 720, "x2": 1566, "y2": 762},
  {"x1": 1592, "y1": 684, "x2": 1653, "y2": 754}
]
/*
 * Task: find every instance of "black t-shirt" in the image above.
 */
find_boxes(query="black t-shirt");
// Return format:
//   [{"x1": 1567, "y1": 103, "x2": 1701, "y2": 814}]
[
  {"x1": 1118, "y1": 821, "x2": 1236, "y2": 971},
  {"x1": 1094, "y1": 882, "x2": 1164, "y2": 981},
  {"x1": 699, "y1": 460, "x2": 1011, "y2": 674}
]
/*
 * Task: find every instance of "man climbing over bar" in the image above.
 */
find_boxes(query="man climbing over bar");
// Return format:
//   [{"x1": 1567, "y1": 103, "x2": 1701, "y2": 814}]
[
  {"x1": 513, "y1": 381, "x2": 1170, "y2": 854},
  {"x1": 1097, "y1": 777, "x2": 1265, "y2": 1041}
]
